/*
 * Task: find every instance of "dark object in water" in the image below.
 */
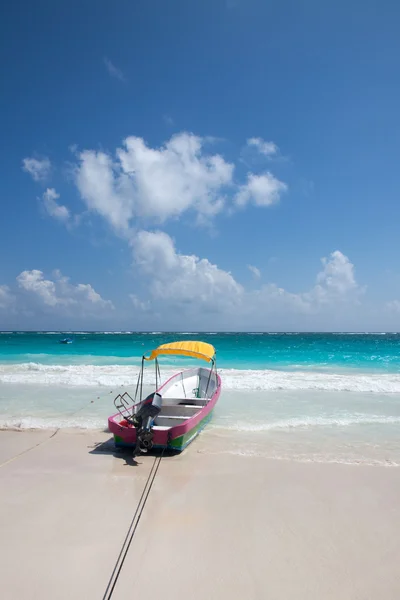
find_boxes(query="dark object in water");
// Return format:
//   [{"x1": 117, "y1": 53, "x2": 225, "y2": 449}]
[{"x1": 59, "y1": 338, "x2": 73, "y2": 344}]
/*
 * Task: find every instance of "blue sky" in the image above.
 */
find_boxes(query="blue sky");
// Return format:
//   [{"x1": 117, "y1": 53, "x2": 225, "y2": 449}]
[{"x1": 1, "y1": 0, "x2": 400, "y2": 330}]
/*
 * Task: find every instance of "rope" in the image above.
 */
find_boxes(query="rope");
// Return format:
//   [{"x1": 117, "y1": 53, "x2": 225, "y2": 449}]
[
  {"x1": 0, "y1": 385, "x2": 126, "y2": 468},
  {"x1": 0, "y1": 429, "x2": 59, "y2": 469},
  {"x1": 102, "y1": 450, "x2": 164, "y2": 600},
  {"x1": 67, "y1": 387, "x2": 121, "y2": 421}
]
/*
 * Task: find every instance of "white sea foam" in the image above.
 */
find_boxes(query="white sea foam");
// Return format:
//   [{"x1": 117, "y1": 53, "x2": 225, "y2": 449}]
[
  {"x1": 44, "y1": 331, "x2": 63, "y2": 334},
  {"x1": 213, "y1": 414, "x2": 400, "y2": 432},
  {"x1": 0, "y1": 416, "x2": 105, "y2": 430},
  {"x1": 219, "y1": 368, "x2": 400, "y2": 393},
  {"x1": 0, "y1": 363, "x2": 141, "y2": 387},
  {"x1": 1, "y1": 362, "x2": 400, "y2": 393},
  {"x1": 178, "y1": 332, "x2": 198, "y2": 335},
  {"x1": 201, "y1": 449, "x2": 400, "y2": 467}
]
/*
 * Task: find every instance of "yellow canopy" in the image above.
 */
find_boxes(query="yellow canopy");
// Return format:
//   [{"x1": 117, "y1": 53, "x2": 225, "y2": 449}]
[{"x1": 144, "y1": 341, "x2": 215, "y2": 363}]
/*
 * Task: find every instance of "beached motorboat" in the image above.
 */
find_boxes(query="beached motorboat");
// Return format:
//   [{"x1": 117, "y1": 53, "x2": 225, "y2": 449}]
[{"x1": 108, "y1": 341, "x2": 221, "y2": 453}]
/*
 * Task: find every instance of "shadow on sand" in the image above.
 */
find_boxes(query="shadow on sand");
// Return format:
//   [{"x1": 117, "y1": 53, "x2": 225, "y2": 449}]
[{"x1": 88, "y1": 437, "x2": 178, "y2": 467}]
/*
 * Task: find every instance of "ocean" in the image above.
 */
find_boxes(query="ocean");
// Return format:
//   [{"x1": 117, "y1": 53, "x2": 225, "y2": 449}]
[{"x1": 1, "y1": 331, "x2": 400, "y2": 466}]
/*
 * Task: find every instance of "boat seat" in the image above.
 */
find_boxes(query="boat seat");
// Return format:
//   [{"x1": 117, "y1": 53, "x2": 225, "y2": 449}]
[
  {"x1": 154, "y1": 415, "x2": 191, "y2": 428},
  {"x1": 179, "y1": 399, "x2": 207, "y2": 407},
  {"x1": 159, "y1": 404, "x2": 200, "y2": 418},
  {"x1": 157, "y1": 415, "x2": 191, "y2": 420},
  {"x1": 162, "y1": 397, "x2": 206, "y2": 406}
]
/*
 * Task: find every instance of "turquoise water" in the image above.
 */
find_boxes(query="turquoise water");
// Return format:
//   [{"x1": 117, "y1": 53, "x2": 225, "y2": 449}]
[
  {"x1": 1, "y1": 332, "x2": 400, "y2": 465},
  {"x1": 1, "y1": 331, "x2": 400, "y2": 371}
]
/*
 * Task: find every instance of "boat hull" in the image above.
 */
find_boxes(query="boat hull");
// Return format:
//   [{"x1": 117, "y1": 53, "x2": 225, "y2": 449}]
[{"x1": 108, "y1": 369, "x2": 221, "y2": 452}]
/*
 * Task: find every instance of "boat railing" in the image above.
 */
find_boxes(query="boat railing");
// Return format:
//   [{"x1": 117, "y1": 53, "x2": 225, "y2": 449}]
[{"x1": 113, "y1": 391, "x2": 136, "y2": 419}]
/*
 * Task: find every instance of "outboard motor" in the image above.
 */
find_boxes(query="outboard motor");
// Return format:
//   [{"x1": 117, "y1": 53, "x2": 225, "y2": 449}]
[{"x1": 130, "y1": 392, "x2": 162, "y2": 454}]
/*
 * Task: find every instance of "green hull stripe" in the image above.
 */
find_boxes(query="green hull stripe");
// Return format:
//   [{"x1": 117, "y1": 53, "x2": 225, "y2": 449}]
[
  {"x1": 168, "y1": 410, "x2": 213, "y2": 450},
  {"x1": 113, "y1": 410, "x2": 213, "y2": 451}
]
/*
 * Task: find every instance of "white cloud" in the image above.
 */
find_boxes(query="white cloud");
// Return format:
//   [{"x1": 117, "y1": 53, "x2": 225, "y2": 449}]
[
  {"x1": 231, "y1": 251, "x2": 363, "y2": 330},
  {"x1": 17, "y1": 270, "x2": 58, "y2": 306},
  {"x1": 73, "y1": 132, "x2": 290, "y2": 232},
  {"x1": 118, "y1": 134, "x2": 233, "y2": 220},
  {"x1": 131, "y1": 240, "x2": 362, "y2": 327},
  {"x1": 0, "y1": 285, "x2": 13, "y2": 309},
  {"x1": 17, "y1": 269, "x2": 114, "y2": 313},
  {"x1": 42, "y1": 188, "x2": 70, "y2": 222},
  {"x1": 130, "y1": 294, "x2": 150, "y2": 311},
  {"x1": 248, "y1": 265, "x2": 261, "y2": 279},
  {"x1": 270, "y1": 251, "x2": 361, "y2": 310},
  {"x1": 75, "y1": 150, "x2": 131, "y2": 231},
  {"x1": 0, "y1": 249, "x2": 372, "y2": 329},
  {"x1": 386, "y1": 300, "x2": 400, "y2": 313},
  {"x1": 104, "y1": 57, "x2": 127, "y2": 82},
  {"x1": 311, "y1": 250, "x2": 360, "y2": 303},
  {"x1": 235, "y1": 172, "x2": 287, "y2": 207},
  {"x1": 22, "y1": 157, "x2": 51, "y2": 182},
  {"x1": 75, "y1": 132, "x2": 235, "y2": 232},
  {"x1": 251, "y1": 251, "x2": 361, "y2": 316},
  {"x1": 247, "y1": 283, "x2": 312, "y2": 316},
  {"x1": 132, "y1": 230, "x2": 243, "y2": 312},
  {"x1": 247, "y1": 137, "x2": 278, "y2": 157}
]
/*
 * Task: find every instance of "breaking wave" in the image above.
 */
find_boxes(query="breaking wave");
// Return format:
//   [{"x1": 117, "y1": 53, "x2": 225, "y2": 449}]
[
  {"x1": 0, "y1": 362, "x2": 400, "y2": 393},
  {"x1": 213, "y1": 414, "x2": 400, "y2": 432},
  {"x1": 0, "y1": 416, "x2": 105, "y2": 431}
]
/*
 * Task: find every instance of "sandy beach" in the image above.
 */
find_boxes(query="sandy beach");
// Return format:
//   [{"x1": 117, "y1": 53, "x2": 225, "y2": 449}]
[{"x1": 1, "y1": 429, "x2": 399, "y2": 599}]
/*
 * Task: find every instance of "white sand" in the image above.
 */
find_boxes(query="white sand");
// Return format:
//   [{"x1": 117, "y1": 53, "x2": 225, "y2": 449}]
[{"x1": 1, "y1": 429, "x2": 400, "y2": 599}]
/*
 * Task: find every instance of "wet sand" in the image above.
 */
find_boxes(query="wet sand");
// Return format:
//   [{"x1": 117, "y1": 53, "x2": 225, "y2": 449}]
[{"x1": 1, "y1": 429, "x2": 399, "y2": 599}]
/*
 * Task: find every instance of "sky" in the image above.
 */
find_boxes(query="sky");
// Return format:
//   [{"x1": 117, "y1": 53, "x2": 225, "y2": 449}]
[{"x1": 1, "y1": 0, "x2": 400, "y2": 331}]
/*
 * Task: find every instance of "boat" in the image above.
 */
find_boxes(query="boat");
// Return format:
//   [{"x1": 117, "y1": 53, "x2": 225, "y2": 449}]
[
  {"x1": 108, "y1": 341, "x2": 221, "y2": 454},
  {"x1": 59, "y1": 338, "x2": 72, "y2": 344}
]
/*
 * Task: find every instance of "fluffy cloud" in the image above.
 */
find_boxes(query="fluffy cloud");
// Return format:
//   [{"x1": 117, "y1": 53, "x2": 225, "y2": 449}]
[
  {"x1": 386, "y1": 300, "x2": 400, "y2": 313},
  {"x1": 248, "y1": 265, "x2": 261, "y2": 279},
  {"x1": 130, "y1": 294, "x2": 150, "y2": 311},
  {"x1": 19, "y1": 132, "x2": 372, "y2": 329},
  {"x1": 235, "y1": 172, "x2": 287, "y2": 207},
  {"x1": 22, "y1": 157, "x2": 51, "y2": 182},
  {"x1": 75, "y1": 133, "x2": 234, "y2": 232},
  {"x1": 24, "y1": 134, "x2": 286, "y2": 234},
  {"x1": 18, "y1": 270, "x2": 59, "y2": 306},
  {"x1": 251, "y1": 251, "x2": 362, "y2": 316},
  {"x1": 132, "y1": 230, "x2": 243, "y2": 313},
  {"x1": 311, "y1": 250, "x2": 360, "y2": 303},
  {"x1": 0, "y1": 285, "x2": 14, "y2": 310},
  {"x1": 42, "y1": 188, "x2": 70, "y2": 222},
  {"x1": 131, "y1": 239, "x2": 362, "y2": 327},
  {"x1": 0, "y1": 249, "x2": 372, "y2": 329},
  {"x1": 75, "y1": 150, "x2": 131, "y2": 231},
  {"x1": 17, "y1": 269, "x2": 114, "y2": 313},
  {"x1": 246, "y1": 137, "x2": 278, "y2": 157},
  {"x1": 271, "y1": 251, "x2": 355, "y2": 312},
  {"x1": 104, "y1": 58, "x2": 127, "y2": 82},
  {"x1": 74, "y1": 133, "x2": 288, "y2": 232}
]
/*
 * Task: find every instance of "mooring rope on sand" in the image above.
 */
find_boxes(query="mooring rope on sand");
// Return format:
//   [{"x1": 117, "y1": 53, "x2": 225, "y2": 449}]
[
  {"x1": 0, "y1": 387, "x2": 122, "y2": 468},
  {"x1": 0, "y1": 428, "x2": 59, "y2": 469},
  {"x1": 102, "y1": 450, "x2": 164, "y2": 600}
]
